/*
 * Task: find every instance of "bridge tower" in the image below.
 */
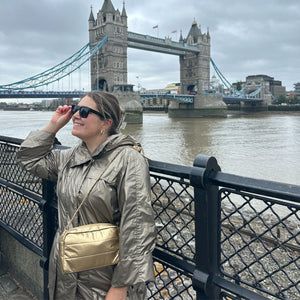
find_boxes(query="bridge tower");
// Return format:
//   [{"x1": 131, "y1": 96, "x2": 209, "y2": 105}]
[
  {"x1": 88, "y1": 0, "x2": 130, "y2": 92},
  {"x1": 179, "y1": 20, "x2": 211, "y2": 94}
]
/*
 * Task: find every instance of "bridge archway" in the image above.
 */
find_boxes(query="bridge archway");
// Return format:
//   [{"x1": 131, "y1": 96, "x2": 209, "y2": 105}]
[
  {"x1": 98, "y1": 79, "x2": 108, "y2": 91},
  {"x1": 187, "y1": 85, "x2": 195, "y2": 92}
]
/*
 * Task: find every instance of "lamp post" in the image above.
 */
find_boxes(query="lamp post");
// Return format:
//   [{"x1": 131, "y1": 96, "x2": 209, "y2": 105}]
[{"x1": 136, "y1": 76, "x2": 141, "y2": 93}]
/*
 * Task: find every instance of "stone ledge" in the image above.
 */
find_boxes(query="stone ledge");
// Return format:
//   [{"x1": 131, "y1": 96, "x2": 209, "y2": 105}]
[{"x1": 0, "y1": 227, "x2": 43, "y2": 300}]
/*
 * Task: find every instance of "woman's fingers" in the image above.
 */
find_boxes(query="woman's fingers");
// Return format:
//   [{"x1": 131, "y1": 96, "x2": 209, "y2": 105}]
[{"x1": 56, "y1": 105, "x2": 71, "y2": 115}]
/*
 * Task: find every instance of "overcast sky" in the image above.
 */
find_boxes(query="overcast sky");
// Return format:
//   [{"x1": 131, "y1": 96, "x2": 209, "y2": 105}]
[{"x1": 0, "y1": 0, "x2": 299, "y2": 95}]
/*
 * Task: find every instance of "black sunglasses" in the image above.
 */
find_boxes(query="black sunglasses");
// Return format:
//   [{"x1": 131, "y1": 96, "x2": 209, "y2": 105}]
[{"x1": 71, "y1": 105, "x2": 105, "y2": 119}]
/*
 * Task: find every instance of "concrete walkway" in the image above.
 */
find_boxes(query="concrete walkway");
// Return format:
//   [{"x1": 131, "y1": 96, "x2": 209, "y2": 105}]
[{"x1": 0, "y1": 265, "x2": 35, "y2": 300}]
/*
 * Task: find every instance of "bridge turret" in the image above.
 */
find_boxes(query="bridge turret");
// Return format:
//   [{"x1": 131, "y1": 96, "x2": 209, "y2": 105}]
[
  {"x1": 88, "y1": 6, "x2": 96, "y2": 44},
  {"x1": 199, "y1": 24, "x2": 202, "y2": 35},
  {"x1": 187, "y1": 19, "x2": 201, "y2": 44},
  {"x1": 89, "y1": 0, "x2": 128, "y2": 91},
  {"x1": 179, "y1": 30, "x2": 184, "y2": 43},
  {"x1": 89, "y1": 6, "x2": 95, "y2": 24},
  {"x1": 101, "y1": 1, "x2": 115, "y2": 24},
  {"x1": 121, "y1": 1, "x2": 127, "y2": 20},
  {"x1": 180, "y1": 19, "x2": 211, "y2": 94},
  {"x1": 101, "y1": 0, "x2": 115, "y2": 14}
]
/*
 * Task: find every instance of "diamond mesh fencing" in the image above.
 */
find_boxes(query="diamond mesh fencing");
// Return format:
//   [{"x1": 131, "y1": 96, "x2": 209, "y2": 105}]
[
  {"x1": 0, "y1": 186, "x2": 43, "y2": 246},
  {"x1": 147, "y1": 261, "x2": 195, "y2": 299},
  {"x1": 220, "y1": 188, "x2": 300, "y2": 300},
  {"x1": 0, "y1": 142, "x2": 43, "y2": 194},
  {"x1": 152, "y1": 174, "x2": 195, "y2": 261},
  {"x1": 147, "y1": 173, "x2": 196, "y2": 299},
  {"x1": 0, "y1": 141, "x2": 44, "y2": 253}
]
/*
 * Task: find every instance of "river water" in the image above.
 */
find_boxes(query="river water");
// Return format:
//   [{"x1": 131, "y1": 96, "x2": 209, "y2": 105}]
[{"x1": 1, "y1": 110, "x2": 300, "y2": 185}]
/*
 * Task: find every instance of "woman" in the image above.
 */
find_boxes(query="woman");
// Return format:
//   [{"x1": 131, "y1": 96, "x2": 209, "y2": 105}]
[{"x1": 17, "y1": 91, "x2": 157, "y2": 300}]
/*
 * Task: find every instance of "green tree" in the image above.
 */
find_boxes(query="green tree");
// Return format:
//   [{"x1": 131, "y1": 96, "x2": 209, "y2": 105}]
[
  {"x1": 236, "y1": 81, "x2": 243, "y2": 91},
  {"x1": 277, "y1": 95, "x2": 286, "y2": 104},
  {"x1": 289, "y1": 95, "x2": 299, "y2": 104}
]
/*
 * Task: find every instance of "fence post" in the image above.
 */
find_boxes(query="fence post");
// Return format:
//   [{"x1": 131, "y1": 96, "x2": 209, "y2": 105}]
[
  {"x1": 190, "y1": 155, "x2": 221, "y2": 299},
  {"x1": 40, "y1": 179, "x2": 57, "y2": 300}
]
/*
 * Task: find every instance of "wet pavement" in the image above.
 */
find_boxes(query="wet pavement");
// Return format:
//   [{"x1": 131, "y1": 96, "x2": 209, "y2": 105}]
[{"x1": 0, "y1": 265, "x2": 35, "y2": 300}]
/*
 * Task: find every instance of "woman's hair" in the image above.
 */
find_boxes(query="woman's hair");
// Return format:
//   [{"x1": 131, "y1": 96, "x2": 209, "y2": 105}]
[{"x1": 85, "y1": 91, "x2": 124, "y2": 135}]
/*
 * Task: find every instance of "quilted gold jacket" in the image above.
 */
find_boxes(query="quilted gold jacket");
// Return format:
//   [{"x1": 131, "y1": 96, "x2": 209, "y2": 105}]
[{"x1": 17, "y1": 130, "x2": 156, "y2": 300}]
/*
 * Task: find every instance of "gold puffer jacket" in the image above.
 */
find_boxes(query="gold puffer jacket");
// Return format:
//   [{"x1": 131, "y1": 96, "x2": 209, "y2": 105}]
[{"x1": 17, "y1": 130, "x2": 156, "y2": 300}]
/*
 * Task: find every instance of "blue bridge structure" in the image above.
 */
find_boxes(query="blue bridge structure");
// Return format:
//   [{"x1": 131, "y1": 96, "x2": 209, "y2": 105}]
[
  {"x1": 0, "y1": 37, "x2": 108, "y2": 95},
  {"x1": 0, "y1": 90, "x2": 86, "y2": 99},
  {"x1": 0, "y1": 33, "x2": 264, "y2": 105},
  {"x1": 140, "y1": 93, "x2": 194, "y2": 103},
  {"x1": 209, "y1": 58, "x2": 264, "y2": 104},
  {"x1": 0, "y1": 38, "x2": 264, "y2": 105},
  {"x1": 222, "y1": 94, "x2": 263, "y2": 104}
]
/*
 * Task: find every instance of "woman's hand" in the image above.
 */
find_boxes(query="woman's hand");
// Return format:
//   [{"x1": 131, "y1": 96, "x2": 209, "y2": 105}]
[
  {"x1": 105, "y1": 286, "x2": 128, "y2": 300},
  {"x1": 43, "y1": 105, "x2": 72, "y2": 133}
]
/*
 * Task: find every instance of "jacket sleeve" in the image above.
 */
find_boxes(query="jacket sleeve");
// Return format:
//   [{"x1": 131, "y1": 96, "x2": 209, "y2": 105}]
[
  {"x1": 16, "y1": 130, "x2": 63, "y2": 182},
  {"x1": 111, "y1": 148, "x2": 157, "y2": 287}
]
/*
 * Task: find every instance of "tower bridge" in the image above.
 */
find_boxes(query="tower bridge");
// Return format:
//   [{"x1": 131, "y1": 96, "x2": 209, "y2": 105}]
[
  {"x1": 0, "y1": 0, "x2": 269, "y2": 120},
  {"x1": 88, "y1": 0, "x2": 269, "y2": 116},
  {"x1": 87, "y1": 0, "x2": 228, "y2": 118},
  {"x1": 88, "y1": 0, "x2": 211, "y2": 98}
]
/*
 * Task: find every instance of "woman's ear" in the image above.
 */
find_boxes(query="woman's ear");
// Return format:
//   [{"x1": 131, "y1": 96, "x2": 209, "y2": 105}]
[{"x1": 104, "y1": 118, "x2": 113, "y2": 130}]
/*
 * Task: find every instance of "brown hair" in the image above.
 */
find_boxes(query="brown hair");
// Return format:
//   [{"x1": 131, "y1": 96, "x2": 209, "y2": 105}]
[{"x1": 85, "y1": 91, "x2": 124, "y2": 135}]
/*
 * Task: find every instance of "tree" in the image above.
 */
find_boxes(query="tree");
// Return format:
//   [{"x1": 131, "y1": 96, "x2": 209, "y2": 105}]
[
  {"x1": 289, "y1": 95, "x2": 299, "y2": 104},
  {"x1": 236, "y1": 81, "x2": 243, "y2": 91},
  {"x1": 0, "y1": 102, "x2": 8, "y2": 108},
  {"x1": 277, "y1": 95, "x2": 287, "y2": 104}
]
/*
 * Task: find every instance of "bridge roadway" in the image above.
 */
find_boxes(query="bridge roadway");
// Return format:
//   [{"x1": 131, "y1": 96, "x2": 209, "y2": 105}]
[
  {"x1": 222, "y1": 95, "x2": 263, "y2": 104},
  {"x1": 0, "y1": 89, "x2": 263, "y2": 105},
  {"x1": 0, "y1": 90, "x2": 86, "y2": 98},
  {"x1": 141, "y1": 93, "x2": 263, "y2": 104},
  {"x1": 0, "y1": 90, "x2": 195, "y2": 103},
  {"x1": 127, "y1": 31, "x2": 200, "y2": 55},
  {"x1": 140, "y1": 93, "x2": 194, "y2": 103}
]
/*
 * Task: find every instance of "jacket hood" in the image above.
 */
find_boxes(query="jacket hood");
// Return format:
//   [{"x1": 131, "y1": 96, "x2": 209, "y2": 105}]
[
  {"x1": 69, "y1": 133, "x2": 139, "y2": 167},
  {"x1": 100, "y1": 133, "x2": 140, "y2": 154}
]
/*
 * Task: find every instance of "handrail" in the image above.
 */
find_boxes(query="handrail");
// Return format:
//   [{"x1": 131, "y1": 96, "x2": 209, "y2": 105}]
[{"x1": 210, "y1": 171, "x2": 300, "y2": 202}]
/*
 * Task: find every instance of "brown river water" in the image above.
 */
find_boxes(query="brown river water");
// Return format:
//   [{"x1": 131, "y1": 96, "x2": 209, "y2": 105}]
[{"x1": 1, "y1": 110, "x2": 300, "y2": 185}]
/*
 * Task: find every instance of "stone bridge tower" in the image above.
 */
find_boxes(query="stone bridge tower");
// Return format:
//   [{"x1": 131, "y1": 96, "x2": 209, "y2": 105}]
[
  {"x1": 88, "y1": 0, "x2": 130, "y2": 92},
  {"x1": 179, "y1": 20, "x2": 211, "y2": 94}
]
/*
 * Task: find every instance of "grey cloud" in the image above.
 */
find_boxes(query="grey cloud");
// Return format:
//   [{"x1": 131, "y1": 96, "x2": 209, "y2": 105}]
[{"x1": 0, "y1": 0, "x2": 299, "y2": 91}]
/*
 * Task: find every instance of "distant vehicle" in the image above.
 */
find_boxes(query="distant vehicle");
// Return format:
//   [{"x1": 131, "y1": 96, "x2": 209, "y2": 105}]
[{"x1": 188, "y1": 90, "x2": 197, "y2": 95}]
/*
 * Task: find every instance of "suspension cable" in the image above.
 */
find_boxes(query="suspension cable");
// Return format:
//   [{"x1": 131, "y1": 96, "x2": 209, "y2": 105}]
[{"x1": 0, "y1": 36, "x2": 108, "y2": 90}]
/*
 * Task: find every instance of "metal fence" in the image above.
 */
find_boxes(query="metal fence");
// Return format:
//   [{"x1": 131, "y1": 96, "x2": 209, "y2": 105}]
[{"x1": 0, "y1": 135, "x2": 299, "y2": 300}]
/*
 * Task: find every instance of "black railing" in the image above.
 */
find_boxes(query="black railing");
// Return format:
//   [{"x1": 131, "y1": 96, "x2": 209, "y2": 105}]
[{"x1": 0, "y1": 135, "x2": 299, "y2": 300}]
